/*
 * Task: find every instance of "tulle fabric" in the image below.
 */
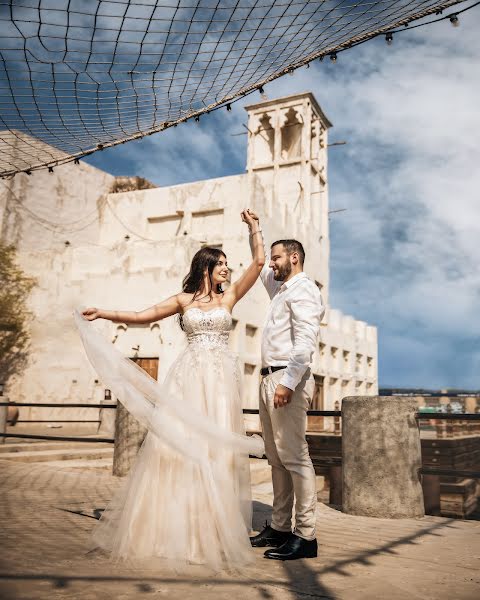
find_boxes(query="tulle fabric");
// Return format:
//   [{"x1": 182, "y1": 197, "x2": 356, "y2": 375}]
[{"x1": 74, "y1": 308, "x2": 263, "y2": 572}]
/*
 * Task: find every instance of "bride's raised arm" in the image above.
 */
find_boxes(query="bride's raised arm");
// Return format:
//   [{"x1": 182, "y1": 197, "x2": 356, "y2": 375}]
[
  {"x1": 227, "y1": 209, "x2": 266, "y2": 305},
  {"x1": 82, "y1": 294, "x2": 182, "y2": 325}
]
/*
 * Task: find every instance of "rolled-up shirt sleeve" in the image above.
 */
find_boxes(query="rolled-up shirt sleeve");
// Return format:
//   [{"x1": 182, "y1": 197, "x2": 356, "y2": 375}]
[{"x1": 280, "y1": 286, "x2": 325, "y2": 391}]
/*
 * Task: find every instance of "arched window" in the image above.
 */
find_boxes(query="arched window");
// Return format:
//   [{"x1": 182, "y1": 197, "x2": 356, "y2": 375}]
[
  {"x1": 253, "y1": 113, "x2": 275, "y2": 164},
  {"x1": 281, "y1": 107, "x2": 303, "y2": 160}
]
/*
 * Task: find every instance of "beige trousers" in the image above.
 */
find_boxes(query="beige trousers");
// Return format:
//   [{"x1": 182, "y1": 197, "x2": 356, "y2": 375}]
[{"x1": 259, "y1": 369, "x2": 317, "y2": 540}]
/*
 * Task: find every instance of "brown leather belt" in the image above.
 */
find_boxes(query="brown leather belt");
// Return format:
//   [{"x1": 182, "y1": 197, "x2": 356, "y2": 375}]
[{"x1": 260, "y1": 366, "x2": 287, "y2": 377}]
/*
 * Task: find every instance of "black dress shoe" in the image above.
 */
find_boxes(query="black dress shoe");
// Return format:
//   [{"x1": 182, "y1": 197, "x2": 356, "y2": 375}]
[
  {"x1": 264, "y1": 534, "x2": 317, "y2": 560},
  {"x1": 250, "y1": 524, "x2": 292, "y2": 548}
]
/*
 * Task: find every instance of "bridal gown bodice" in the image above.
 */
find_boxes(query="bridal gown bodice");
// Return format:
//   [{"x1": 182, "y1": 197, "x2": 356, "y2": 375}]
[{"x1": 182, "y1": 307, "x2": 231, "y2": 349}]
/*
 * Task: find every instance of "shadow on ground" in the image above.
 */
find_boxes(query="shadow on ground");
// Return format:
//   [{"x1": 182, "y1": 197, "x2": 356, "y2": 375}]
[
  {"x1": 0, "y1": 461, "x2": 470, "y2": 600},
  {"x1": 0, "y1": 518, "x2": 455, "y2": 600}
]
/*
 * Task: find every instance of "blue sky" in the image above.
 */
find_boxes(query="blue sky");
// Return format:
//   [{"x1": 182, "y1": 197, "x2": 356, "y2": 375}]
[{"x1": 86, "y1": 11, "x2": 480, "y2": 390}]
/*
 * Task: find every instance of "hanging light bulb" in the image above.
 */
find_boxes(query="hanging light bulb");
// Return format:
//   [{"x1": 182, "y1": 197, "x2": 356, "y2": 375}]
[
  {"x1": 330, "y1": 52, "x2": 337, "y2": 62},
  {"x1": 258, "y1": 86, "x2": 264, "y2": 95},
  {"x1": 450, "y1": 14, "x2": 459, "y2": 27},
  {"x1": 194, "y1": 115, "x2": 200, "y2": 123},
  {"x1": 385, "y1": 32, "x2": 393, "y2": 45},
  {"x1": 226, "y1": 103, "x2": 232, "y2": 112}
]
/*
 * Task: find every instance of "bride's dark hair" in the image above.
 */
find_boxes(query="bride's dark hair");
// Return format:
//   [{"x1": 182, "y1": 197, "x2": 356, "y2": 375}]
[{"x1": 179, "y1": 246, "x2": 227, "y2": 330}]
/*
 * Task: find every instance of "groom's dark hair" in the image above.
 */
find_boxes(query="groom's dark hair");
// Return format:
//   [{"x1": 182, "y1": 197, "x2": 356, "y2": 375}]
[{"x1": 271, "y1": 239, "x2": 305, "y2": 266}]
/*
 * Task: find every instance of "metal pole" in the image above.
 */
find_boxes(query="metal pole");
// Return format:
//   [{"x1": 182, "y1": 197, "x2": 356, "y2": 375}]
[{"x1": 0, "y1": 384, "x2": 6, "y2": 444}]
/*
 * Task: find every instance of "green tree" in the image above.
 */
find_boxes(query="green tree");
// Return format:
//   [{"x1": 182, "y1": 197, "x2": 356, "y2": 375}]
[{"x1": 0, "y1": 244, "x2": 36, "y2": 385}]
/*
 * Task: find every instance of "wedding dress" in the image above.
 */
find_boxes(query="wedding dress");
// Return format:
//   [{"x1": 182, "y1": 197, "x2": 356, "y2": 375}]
[{"x1": 75, "y1": 307, "x2": 264, "y2": 572}]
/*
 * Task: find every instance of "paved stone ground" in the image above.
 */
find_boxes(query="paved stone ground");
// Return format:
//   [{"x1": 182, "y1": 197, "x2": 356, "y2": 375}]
[{"x1": 1, "y1": 458, "x2": 479, "y2": 600}]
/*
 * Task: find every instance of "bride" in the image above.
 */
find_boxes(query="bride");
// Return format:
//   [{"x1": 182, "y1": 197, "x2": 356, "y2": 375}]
[{"x1": 77, "y1": 209, "x2": 265, "y2": 572}]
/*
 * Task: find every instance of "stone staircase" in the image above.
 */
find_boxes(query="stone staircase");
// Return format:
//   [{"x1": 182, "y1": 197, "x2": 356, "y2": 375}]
[{"x1": 0, "y1": 440, "x2": 114, "y2": 471}]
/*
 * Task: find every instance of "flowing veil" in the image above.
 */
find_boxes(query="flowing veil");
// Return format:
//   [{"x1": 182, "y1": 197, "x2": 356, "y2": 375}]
[{"x1": 74, "y1": 310, "x2": 264, "y2": 463}]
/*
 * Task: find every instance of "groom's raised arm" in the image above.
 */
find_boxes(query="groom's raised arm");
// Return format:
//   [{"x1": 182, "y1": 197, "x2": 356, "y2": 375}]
[{"x1": 248, "y1": 227, "x2": 280, "y2": 300}]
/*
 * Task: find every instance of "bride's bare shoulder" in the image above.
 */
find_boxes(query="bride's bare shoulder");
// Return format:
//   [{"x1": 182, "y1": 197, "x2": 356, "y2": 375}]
[{"x1": 176, "y1": 292, "x2": 195, "y2": 312}]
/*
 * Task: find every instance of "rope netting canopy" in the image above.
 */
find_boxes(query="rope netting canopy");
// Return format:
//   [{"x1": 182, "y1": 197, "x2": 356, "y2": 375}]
[{"x1": 0, "y1": 0, "x2": 471, "y2": 178}]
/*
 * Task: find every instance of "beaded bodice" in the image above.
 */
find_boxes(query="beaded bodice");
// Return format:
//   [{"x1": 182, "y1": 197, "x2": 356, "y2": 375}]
[{"x1": 182, "y1": 307, "x2": 232, "y2": 349}]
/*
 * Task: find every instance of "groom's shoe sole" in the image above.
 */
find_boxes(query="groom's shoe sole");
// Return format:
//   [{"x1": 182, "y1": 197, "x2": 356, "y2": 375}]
[
  {"x1": 264, "y1": 547, "x2": 318, "y2": 560},
  {"x1": 251, "y1": 538, "x2": 289, "y2": 548}
]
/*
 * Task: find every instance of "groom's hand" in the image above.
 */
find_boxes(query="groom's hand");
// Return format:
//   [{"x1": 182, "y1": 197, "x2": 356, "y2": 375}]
[{"x1": 274, "y1": 384, "x2": 293, "y2": 409}]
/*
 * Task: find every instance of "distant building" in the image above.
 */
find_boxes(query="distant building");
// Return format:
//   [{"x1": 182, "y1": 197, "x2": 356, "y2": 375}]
[
  {"x1": 1, "y1": 93, "x2": 378, "y2": 431},
  {"x1": 380, "y1": 388, "x2": 479, "y2": 413}
]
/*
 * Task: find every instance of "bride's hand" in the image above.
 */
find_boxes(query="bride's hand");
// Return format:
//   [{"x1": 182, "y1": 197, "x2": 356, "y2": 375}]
[{"x1": 82, "y1": 307, "x2": 102, "y2": 321}]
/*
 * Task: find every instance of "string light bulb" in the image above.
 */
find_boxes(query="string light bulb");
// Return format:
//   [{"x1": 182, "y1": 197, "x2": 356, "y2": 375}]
[
  {"x1": 450, "y1": 14, "x2": 459, "y2": 27},
  {"x1": 194, "y1": 115, "x2": 200, "y2": 122},
  {"x1": 258, "y1": 86, "x2": 264, "y2": 94},
  {"x1": 226, "y1": 103, "x2": 232, "y2": 112},
  {"x1": 330, "y1": 52, "x2": 337, "y2": 62},
  {"x1": 385, "y1": 32, "x2": 393, "y2": 45}
]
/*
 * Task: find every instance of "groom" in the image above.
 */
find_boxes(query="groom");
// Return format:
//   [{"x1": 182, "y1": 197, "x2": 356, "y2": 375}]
[{"x1": 247, "y1": 212, "x2": 325, "y2": 560}]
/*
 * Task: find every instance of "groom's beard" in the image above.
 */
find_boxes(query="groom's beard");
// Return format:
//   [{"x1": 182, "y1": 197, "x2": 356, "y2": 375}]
[{"x1": 273, "y1": 262, "x2": 292, "y2": 281}]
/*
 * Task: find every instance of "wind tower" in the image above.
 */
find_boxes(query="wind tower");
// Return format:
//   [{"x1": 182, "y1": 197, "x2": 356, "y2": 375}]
[{"x1": 245, "y1": 93, "x2": 332, "y2": 303}]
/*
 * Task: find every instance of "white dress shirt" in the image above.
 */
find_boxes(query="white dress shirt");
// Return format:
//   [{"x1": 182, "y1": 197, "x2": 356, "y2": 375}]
[{"x1": 259, "y1": 251, "x2": 325, "y2": 392}]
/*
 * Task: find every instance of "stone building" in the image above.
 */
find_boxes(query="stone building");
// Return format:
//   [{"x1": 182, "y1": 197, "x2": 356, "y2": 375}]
[{"x1": 1, "y1": 92, "x2": 378, "y2": 432}]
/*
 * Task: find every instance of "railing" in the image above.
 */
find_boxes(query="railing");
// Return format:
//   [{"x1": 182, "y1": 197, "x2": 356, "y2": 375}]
[
  {"x1": 1, "y1": 401, "x2": 479, "y2": 478},
  {"x1": 0, "y1": 401, "x2": 117, "y2": 443},
  {"x1": 246, "y1": 408, "x2": 480, "y2": 478}
]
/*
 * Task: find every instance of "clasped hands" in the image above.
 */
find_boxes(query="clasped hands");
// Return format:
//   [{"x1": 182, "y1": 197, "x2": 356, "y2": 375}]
[{"x1": 240, "y1": 208, "x2": 259, "y2": 230}]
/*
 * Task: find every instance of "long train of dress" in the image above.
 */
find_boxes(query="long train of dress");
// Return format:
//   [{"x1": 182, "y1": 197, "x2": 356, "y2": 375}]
[{"x1": 75, "y1": 308, "x2": 264, "y2": 572}]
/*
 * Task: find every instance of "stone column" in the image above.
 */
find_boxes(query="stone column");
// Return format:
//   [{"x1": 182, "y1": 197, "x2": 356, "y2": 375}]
[
  {"x1": 112, "y1": 402, "x2": 147, "y2": 477},
  {"x1": 342, "y1": 396, "x2": 424, "y2": 518}
]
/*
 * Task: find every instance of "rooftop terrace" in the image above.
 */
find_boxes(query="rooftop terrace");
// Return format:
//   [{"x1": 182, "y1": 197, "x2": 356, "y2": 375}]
[{"x1": 1, "y1": 457, "x2": 478, "y2": 600}]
